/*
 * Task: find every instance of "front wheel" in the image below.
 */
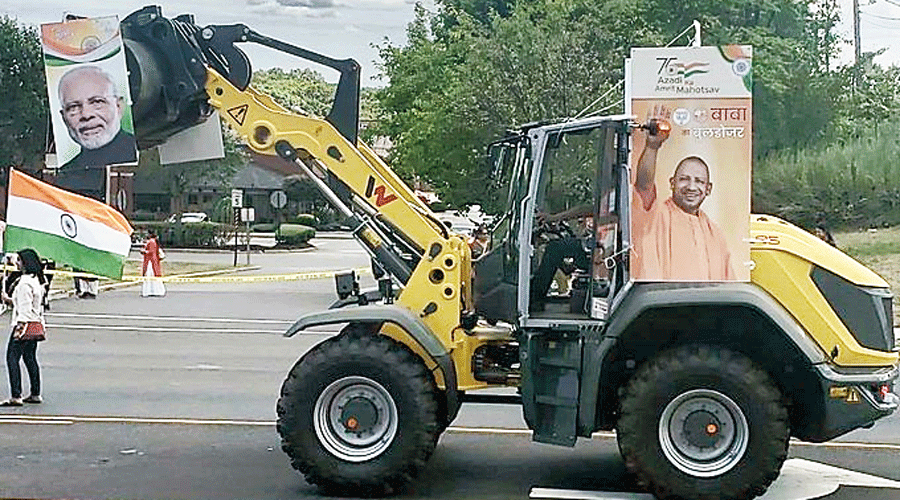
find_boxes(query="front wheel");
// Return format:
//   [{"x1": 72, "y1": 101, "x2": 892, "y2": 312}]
[
  {"x1": 617, "y1": 345, "x2": 789, "y2": 500},
  {"x1": 277, "y1": 334, "x2": 439, "y2": 496}
]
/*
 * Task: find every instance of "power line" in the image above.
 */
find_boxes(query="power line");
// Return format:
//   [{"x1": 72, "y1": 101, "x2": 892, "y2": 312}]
[
  {"x1": 861, "y1": 17, "x2": 900, "y2": 29},
  {"x1": 861, "y1": 11, "x2": 900, "y2": 21}
]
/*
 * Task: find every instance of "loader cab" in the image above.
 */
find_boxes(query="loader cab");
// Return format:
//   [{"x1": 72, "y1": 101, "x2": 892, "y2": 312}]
[
  {"x1": 472, "y1": 131, "x2": 534, "y2": 323},
  {"x1": 473, "y1": 116, "x2": 632, "y2": 325}
]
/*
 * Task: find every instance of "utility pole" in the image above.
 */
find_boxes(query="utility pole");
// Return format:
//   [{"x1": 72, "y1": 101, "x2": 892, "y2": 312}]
[{"x1": 853, "y1": 0, "x2": 861, "y2": 84}]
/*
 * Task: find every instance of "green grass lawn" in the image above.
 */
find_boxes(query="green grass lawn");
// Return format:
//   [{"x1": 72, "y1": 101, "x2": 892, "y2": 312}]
[{"x1": 48, "y1": 260, "x2": 235, "y2": 293}]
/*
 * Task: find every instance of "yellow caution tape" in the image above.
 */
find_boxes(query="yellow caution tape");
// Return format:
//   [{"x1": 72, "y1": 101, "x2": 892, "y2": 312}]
[
  {"x1": 3, "y1": 266, "x2": 100, "y2": 279},
  {"x1": 4, "y1": 266, "x2": 369, "y2": 283},
  {"x1": 122, "y1": 269, "x2": 370, "y2": 283}
]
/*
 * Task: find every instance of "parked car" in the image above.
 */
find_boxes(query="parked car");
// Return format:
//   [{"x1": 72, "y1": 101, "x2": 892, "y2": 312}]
[
  {"x1": 167, "y1": 212, "x2": 209, "y2": 223},
  {"x1": 437, "y1": 212, "x2": 476, "y2": 236}
]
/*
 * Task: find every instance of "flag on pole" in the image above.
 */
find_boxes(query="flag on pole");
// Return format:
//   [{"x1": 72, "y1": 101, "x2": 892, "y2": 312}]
[{"x1": 4, "y1": 169, "x2": 133, "y2": 279}]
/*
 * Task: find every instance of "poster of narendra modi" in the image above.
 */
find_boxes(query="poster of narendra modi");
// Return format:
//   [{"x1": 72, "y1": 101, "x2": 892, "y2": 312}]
[
  {"x1": 627, "y1": 45, "x2": 753, "y2": 282},
  {"x1": 41, "y1": 16, "x2": 138, "y2": 173}
]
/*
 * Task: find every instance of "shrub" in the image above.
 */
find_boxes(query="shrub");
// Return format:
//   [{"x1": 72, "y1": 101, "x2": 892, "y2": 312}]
[
  {"x1": 130, "y1": 210, "x2": 158, "y2": 222},
  {"x1": 133, "y1": 221, "x2": 228, "y2": 248},
  {"x1": 277, "y1": 224, "x2": 315, "y2": 246},
  {"x1": 252, "y1": 223, "x2": 278, "y2": 232},
  {"x1": 753, "y1": 123, "x2": 900, "y2": 231},
  {"x1": 210, "y1": 195, "x2": 234, "y2": 224},
  {"x1": 290, "y1": 213, "x2": 319, "y2": 227},
  {"x1": 429, "y1": 201, "x2": 450, "y2": 212}
]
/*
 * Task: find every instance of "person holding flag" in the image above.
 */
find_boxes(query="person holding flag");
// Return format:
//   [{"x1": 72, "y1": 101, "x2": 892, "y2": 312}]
[{"x1": 1, "y1": 249, "x2": 47, "y2": 407}]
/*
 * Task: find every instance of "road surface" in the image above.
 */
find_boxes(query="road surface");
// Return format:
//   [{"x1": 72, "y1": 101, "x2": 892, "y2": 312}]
[{"x1": 1, "y1": 237, "x2": 900, "y2": 499}]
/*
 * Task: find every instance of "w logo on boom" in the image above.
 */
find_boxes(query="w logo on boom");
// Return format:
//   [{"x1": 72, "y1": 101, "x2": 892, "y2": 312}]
[{"x1": 365, "y1": 176, "x2": 398, "y2": 208}]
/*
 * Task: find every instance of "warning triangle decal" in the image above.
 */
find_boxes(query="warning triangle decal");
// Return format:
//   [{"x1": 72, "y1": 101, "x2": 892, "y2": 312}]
[{"x1": 228, "y1": 104, "x2": 249, "y2": 126}]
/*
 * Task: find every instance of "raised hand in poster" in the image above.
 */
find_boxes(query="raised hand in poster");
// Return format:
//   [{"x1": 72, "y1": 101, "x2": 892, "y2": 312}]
[{"x1": 631, "y1": 104, "x2": 734, "y2": 281}]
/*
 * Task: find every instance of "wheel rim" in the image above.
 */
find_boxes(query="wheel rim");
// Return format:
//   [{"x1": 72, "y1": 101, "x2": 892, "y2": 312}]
[
  {"x1": 658, "y1": 388, "x2": 749, "y2": 477},
  {"x1": 314, "y1": 376, "x2": 398, "y2": 462}
]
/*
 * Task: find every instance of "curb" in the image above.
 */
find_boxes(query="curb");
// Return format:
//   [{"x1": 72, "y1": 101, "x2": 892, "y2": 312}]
[
  {"x1": 133, "y1": 247, "x2": 315, "y2": 255},
  {"x1": 48, "y1": 265, "x2": 263, "y2": 301},
  {"x1": 313, "y1": 232, "x2": 354, "y2": 240}
]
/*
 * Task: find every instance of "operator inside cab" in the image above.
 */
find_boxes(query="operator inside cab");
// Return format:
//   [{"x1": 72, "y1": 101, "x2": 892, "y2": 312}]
[
  {"x1": 530, "y1": 205, "x2": 615, "y2": 313},
  {"x1": 528, "y1": 127, "x2": 620, "y2": 315}
]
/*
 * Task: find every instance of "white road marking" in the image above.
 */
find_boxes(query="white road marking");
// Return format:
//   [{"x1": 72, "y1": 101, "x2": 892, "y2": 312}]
[
  {"x1": 0, "y1": 415, "x2": 273, "y2": 426},
  {"x1": 530, "y1": 459, "x2": 900, "y2": 500},
  {"x1": 44, "y1": 323, "x2": 339, "y2": 335},
  {"x1": 47, "y1": 312, "x2": 295, "y2": 324},
  {"x1": 0, "y1": 418, "x2": 72, "y2": 425},
  {"x1": 757, "y1": 459, "x2": 900, "y2": 499},
  {"x1": 792, "y1": 440, "x2": 900, "y2": 451},
  {"x1": 780, "y1": 458, "x2": 900, "y2": 488},
  {"x1": 46, "y1": 323, "x2": 292, "y2": 334},
  {"x1": 530, "y1": 489, "x2": 652, "y2": 500},
  {"x1": 184, "y1": 364, "x2": 224, "y2": 371},
  {"x1": 44, "y1": 313, "x2": 343, "y2": 335}
]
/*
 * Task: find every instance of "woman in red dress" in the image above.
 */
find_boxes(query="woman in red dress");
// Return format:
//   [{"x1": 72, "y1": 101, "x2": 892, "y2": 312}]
[{"x1": 140, "y1": 230, "x2": 166, "y2": 297}]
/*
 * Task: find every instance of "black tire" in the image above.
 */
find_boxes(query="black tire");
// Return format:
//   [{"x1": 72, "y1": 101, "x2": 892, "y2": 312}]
[
  {"x1": 277, "y1": 334, "x2": 439, "y2": 496},
  {"x1": 617, "y1": 345, "x2": 789, "y2": 500}
]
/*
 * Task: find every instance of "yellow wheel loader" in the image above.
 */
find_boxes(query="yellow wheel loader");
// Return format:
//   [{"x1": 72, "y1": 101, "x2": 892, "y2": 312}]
[{"x1": 121, "y1": 6, "x2": 898, "y2": 499}]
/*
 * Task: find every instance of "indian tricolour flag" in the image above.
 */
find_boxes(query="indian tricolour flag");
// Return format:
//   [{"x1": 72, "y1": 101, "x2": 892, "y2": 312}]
[{"x1": 4, "y1": 169, "x2": 133, "y2": 279}]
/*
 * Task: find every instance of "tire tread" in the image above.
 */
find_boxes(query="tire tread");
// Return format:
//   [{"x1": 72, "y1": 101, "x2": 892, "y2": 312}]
[
  {"x1": 277, "y1": 332, "x2": 438, "y2": 496},
  {"x1": 618, "y1": 345, "x2": 789, "y2": 500}
]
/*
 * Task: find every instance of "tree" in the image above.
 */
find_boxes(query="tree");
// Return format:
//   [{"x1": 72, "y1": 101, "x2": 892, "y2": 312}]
[
  {"x1": 644, "y1": 0, "x2": 841, "y2": 153},
  {"x1": 251, "y1": 68, "x2": 336, "y2": 118},
  {"x1": 137, "y1": 125, "x2": 246, "y2": 240},
  {"x1": 375, "y1": 0, "x2": 848, "y2": 210},
  {"x1": 375, "y1": 0, "x2": 659, "y2": 209},
  {"x1": 283, "y1": 174, "x2": 327, "y2": 211},
  {"x1": 437, "y1": 0, "x2": 518, "y2": 26},
  {"x1": 251, "y1": 67, "x2": 382, "y2": 122},
  {"x1": 0, "y1": 17, "x2": 48, "y2": 171}
]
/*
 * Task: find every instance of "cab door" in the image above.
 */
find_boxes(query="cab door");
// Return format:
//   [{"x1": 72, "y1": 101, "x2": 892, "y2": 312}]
[
  {"x1": 519, "y1": 118, "x2": 631, "y2": 445},
  {"x1": 523, "y1": 119, "x2": 630, "y2": 322}
]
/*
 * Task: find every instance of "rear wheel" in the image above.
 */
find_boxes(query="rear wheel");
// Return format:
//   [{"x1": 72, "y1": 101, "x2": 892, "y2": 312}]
[
  {"x1": 617, "y1": 345, "x2": 789, "y2": 500},
  {"x1": 277, "y1": 333, "x2": 439, "y2": 496}
]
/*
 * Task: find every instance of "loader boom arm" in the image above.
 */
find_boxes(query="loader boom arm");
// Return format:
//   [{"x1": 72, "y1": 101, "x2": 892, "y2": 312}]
[
  {"x1": 124, "y1": 6, "x2": 487, "y2": 392},
  {"x1": 123, "y1": 6, "x2": 451, "y2": 279}
]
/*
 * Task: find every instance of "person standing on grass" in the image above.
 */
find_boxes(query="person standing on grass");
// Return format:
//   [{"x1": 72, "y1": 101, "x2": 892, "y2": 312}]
[
  {"x1": 141, "y1": 230, "x2": 166, "y2": 297},
  {"x1": 1, "y1": 249, "x2": 46, "y2": 407}
]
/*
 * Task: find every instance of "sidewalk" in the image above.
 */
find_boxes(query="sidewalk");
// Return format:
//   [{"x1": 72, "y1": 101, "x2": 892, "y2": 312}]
[
  {"x1": 48, "y1": 265, "x2": 265, "y2": 301},
  {"x1": 54, "y1": 233, "x2": 365, "y2": 292}
]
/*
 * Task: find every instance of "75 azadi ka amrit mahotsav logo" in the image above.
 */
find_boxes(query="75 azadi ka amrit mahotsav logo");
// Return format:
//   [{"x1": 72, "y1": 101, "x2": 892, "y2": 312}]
[{"x1": 656, "y1": 57, "x2": 710, "y2": 83}]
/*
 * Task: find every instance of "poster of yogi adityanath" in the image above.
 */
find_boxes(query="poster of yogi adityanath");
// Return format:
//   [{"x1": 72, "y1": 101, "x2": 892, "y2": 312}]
[
  {"x1": 628, "y1": 46, "x2": 752, "y2": 282},
  {"x1": 41, "y1": 16, "x2": 138, "y2": 172}
]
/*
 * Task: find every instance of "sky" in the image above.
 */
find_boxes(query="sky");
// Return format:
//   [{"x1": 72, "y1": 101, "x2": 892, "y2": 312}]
[
  {"x1": 0, "y1": 0, "x2": 436, "y2": 86},
  {"x1": 837, "y1": 0, "x2": 900, "y2": 70},
  {"x1": 1, "y1": 0, "x2": 898, "y2": 87}
]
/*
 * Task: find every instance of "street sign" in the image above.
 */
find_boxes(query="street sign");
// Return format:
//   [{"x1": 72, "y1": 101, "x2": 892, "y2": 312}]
[
  {"x1": 270, "y1": 190, "x2": 287, "y2": 209},
  {"x1": 115, "y1": 188, "x2": 128, "y2": 211},
  {"x1": 240, "y1": 207, "x2": 256, "y2": 222},
  {"x1": 231, "y1": 188, "x2": 244, "y2": 208}
]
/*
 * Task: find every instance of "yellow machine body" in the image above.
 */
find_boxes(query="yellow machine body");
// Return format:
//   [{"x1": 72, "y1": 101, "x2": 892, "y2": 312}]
[
  {"x1": 207, "y1": 69, "x2": 491, "y2": 390},
  {"x1": 750, "y1": 214, "x2": 897, "y2": 367}
]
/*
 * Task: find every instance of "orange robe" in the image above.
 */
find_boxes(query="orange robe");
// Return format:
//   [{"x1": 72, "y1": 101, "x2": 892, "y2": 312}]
[{"x1": 631, "y1": 186, "x2": 733, "y2": 281}]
